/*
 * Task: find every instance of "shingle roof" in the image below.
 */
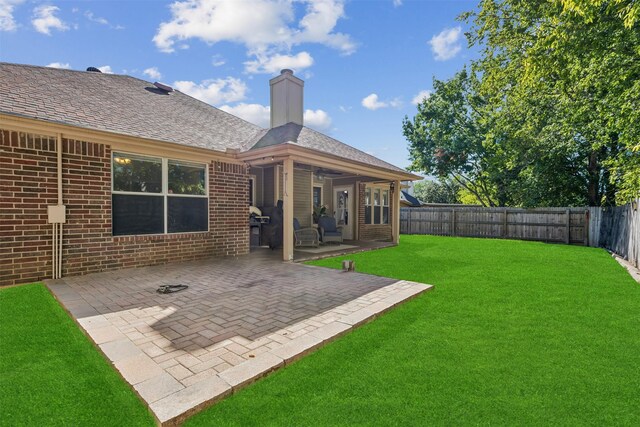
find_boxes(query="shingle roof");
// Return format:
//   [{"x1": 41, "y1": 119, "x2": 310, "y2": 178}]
[
  {"x1": 247, "y1": 123, "x2": 407, "y2": 173},
  {"x1": 0, "y1": 62, "x2": 411, "y2": 175},
  {"x1": 0, "y1": 62, "x2": 262, "y2": 152}
]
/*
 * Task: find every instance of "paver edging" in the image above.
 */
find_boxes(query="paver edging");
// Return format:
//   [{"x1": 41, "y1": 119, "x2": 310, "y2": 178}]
[
  {"x1": 156, "y1": 280, "x2": 434, "y2": 426},
  {"x1": 46, "y1": 276, "x2": 434, "y2": 427},
  {"x1": 44, "y1": 282, "x2": 163, "y2": 425}
]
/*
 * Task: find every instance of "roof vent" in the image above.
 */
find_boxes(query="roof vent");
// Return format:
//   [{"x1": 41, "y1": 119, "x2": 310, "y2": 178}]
[
  {"x1": 86, "y1": 67, "x2": 102, "y2": 73},
  {"x1": 153, "y1": 82, "x2": 174, "y2": 92}
]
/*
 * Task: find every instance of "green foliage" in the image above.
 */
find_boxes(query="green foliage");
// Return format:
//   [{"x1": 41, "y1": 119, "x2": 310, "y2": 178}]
[
  {"x1": 405, "y1": 0, "x2": 640, "y2": 206},
  {"x1": 413, "y1": 179, "x2": 461, "y2": 204}
]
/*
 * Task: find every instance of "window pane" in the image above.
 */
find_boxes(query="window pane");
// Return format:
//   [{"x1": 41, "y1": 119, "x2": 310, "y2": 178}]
[
  {"x1": 365, "y1": 206, "x2": 372, "y2": 224},
  {"x1": 168, "y1": 197, "x2": 208, "y2": 233},
  {"x1": 365, "y1": 188, "x2": 371, "y2": 206},
  {"x1": 112, "y1": 195, "x2": 164, "y2": 236},
  {"x1": 383, "y1": 206, "x2": 389, "y2": 224},
  {"x1": 383, "y1": 190, "x2": 389, "y2": 206},
  {"x1": 313, "y1": 187, "x2": 322, "y2": 207},
  {"x1": 113, "y1": 153, "x2": 162, "y2": 193},
  {"x1": 168, "y1": 161, "x2": 206, "y2": 195},
  {"x1": 374, "y1": 205, "x2": 381, "y2": 224},
  {"x1": 374, "y1": 189, "x2": 380, "y2": 206}
]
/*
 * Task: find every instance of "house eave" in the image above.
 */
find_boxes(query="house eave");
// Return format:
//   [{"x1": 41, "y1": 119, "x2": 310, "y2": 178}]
[
  {"x1": 238, "y1": 142, "x2": 420, "y2": 182},
  {"x1": 0, "y1": 112, "x2": 243, "y2": 164}
]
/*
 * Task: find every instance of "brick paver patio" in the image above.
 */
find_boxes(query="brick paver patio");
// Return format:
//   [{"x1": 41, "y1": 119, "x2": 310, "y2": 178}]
[{"x1": 46, "y1": 250, "x2": 432, "y2": 425}]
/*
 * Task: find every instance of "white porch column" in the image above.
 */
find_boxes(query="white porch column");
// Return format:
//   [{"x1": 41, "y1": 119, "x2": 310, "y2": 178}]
[
  {"x1": 392, "y1": 180, "x2": 401, "y2": 244},
  {"x1": 282, "y1": 157, "x2": 295, "y2": 261}
]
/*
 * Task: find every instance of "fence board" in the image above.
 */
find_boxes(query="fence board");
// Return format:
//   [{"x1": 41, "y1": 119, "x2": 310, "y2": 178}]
[
  {"x1": 400, "y1": 200, "x2": 638, "y2": 267},
  {"x1": 400, "y1": 206, "x2": 589, "y2": 245},
  {"x1": 598, "y1": 199, "x2": 639, "y2": 268}
]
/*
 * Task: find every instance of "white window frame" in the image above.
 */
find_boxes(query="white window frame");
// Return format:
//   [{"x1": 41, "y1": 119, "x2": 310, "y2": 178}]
[
  {"x1": 364, "y1": 184, "x2": 390, "y2": 225},
  {"x1": 249, "y1": 175, "x2": 257, "y2": 207},
  {"x1": 111, "y1": 151, "x2": 209, "y2": 235},
  {"x1": 312, "y1": 185, "x2": 323, "y2": 208}
]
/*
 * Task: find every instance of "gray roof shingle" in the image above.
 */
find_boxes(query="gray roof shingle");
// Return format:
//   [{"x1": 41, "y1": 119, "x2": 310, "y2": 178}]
[
  {"x1": 247, "y1": 123, "x2": 406, "y2": 173},
  {"x1": 1, "y1": 62, "x2": 410, "y2": 175},
  {"x1": 0, "y1": 62, "x2": 262, "y2": 152}
]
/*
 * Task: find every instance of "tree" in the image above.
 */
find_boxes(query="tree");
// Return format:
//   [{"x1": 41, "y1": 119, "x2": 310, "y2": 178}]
[
  {"x1": 404, "y1": 0, "x2": 639, "y2": 207},
  {"x1": 413, "y1": 180, "x2": 461, "y2": 204},
  {"x1": 467, "y1": 0, "x2": 639, "y2": 205}
]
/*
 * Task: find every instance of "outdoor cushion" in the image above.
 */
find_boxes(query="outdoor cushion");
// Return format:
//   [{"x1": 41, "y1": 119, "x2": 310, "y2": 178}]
[{"x1": 318, "y1": 215, "x2": 343, "y2": 244}]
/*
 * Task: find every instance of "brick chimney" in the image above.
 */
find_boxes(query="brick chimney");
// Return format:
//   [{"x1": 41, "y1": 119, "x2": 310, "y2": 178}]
[{"x1": 269, "y1": 69, "x2": 304, "y2": 128}]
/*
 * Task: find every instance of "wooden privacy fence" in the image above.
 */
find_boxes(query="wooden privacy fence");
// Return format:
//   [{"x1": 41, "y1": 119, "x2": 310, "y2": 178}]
[
  {"x1": 400, "y1": 206, "x2": 589, "y2": 245},
  {"x1": 591, "y1": 200, "x2": 639, "y2": 268}
]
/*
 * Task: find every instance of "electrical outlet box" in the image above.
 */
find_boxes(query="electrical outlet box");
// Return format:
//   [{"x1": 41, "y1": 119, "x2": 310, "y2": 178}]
[{"x1": 47, "y1": 205, "x2": 66, "y2": 224}]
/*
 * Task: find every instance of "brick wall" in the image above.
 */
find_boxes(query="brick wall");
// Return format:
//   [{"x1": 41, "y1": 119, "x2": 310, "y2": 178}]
[
  {"x1": 357, "y1": 182, "x2": 393, "y2": 242},
  {"x1": 1, "y1": 129, "x2": 249, "y2": 286},
  {"x1": 0, "y1": 131, "x2": 58, "y2": 285}
]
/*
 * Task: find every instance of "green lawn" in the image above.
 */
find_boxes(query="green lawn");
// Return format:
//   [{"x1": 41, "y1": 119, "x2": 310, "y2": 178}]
[
  {"x1": 0, "y1": 284, "x2": 154, "y2": 427},
  {"x1": 187, "y1": 235, "x2": 640, "y2": 426}
]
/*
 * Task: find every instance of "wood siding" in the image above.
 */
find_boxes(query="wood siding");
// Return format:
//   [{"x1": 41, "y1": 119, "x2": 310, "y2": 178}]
[
  {"x1": 294, "y1": 168, "x2": 312, "y2": 227},
  {"x1": 262, "y1": 166, "x2": 275, "y2": 207}
]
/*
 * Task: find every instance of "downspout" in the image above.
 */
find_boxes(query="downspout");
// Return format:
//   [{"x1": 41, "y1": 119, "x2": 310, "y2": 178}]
[
  {"x1": 49, "y1": 133, "x2": 65, "y2": 279},
  {"x1": 57, "y1": 133, "x2": 63, "y2": 279}
]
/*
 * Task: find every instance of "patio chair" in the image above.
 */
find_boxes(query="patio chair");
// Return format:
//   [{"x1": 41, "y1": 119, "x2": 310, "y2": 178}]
[
  {"x1": 318, "y1": 215, "x2": 343, "y2": 244},
  {"x1": 294, "y1": 218, "x2": 320, "y2": 248}
]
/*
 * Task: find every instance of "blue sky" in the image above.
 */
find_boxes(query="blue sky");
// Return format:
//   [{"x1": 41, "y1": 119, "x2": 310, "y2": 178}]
[{"x1": 0, "y1": 0, "x2": 478, "y2": 170}]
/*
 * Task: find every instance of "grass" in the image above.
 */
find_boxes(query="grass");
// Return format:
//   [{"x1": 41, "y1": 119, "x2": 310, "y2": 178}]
[
  {"x1": 186, "y1": 235, "x2": 640, "y2": 426},
  {"x1": 0, "y1": 284, "x2": 154, "y2": 427}
]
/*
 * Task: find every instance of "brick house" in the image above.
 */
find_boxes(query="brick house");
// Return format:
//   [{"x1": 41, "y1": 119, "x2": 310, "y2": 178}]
[{"x1": 0, "y1": 63, "x2": 418, "y2": 286}]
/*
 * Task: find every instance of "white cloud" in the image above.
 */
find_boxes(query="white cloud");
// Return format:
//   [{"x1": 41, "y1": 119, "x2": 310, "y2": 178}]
[
  {"x1": 338, "y1": 105, "x2": 351, "y2": 113},
  {"x1": 361, "y1": 93, "x2": 401, "y2": 110},
  {"x1": 46, "y1": 62, "x2": 71, "y2": 69},
  {"x1": 220, "y1": 103, "x2": 270, "y2": 127},
  {"x1": 0, "y1": 0, "x2": 24, "y2": 32},
  {"x1": 244, "y1": 51, "x2": 313, "y2": 74},
  {"x1": 32, "y1": 5, "x2": 69, "y2": 35},
  {"x1": 211, "y1": 54, "x2": 225, "y2": 67},
  {"x1": 143, "y1": 67, "x2": 162, "y2": 80},
  {"x1": 84, "y1": 10, "x2": 108, "y2": 25},
  {"x1": 97, "y1": 65, "x2": 113, "y2": 74},
  {"x1": 304, "y1": 109, "x2": 332, "y2": 132},
  {"x1": 393, "y1": 0, "x2": 402, "y2": 7},
  {"x1": 153, "y1": 0, "x2": 355, "y2": 74},
  {"x1": 174, "y1": 77, "x2": 248, "y2": 105},
  {"x1": 429, "y1": 26, "x2": 462, "y2": 61},
  {"x1": 362, "y1": 93, "x2": 386, "y2": 110},
  {"x1": 411, "y1": 90, "x2": 431, "y2": 105},
  {"x1": 84, "y1": 10, "x2": 123, "y2": 29}
]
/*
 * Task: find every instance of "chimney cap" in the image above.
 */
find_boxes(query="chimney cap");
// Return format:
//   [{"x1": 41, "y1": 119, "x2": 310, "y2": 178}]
[{"x1": 280, "y1": 69, "x2": 293, "y2": 75}]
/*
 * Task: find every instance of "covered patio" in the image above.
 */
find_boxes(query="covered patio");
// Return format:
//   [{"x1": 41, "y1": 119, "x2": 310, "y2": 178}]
[
  {"x1": 241, "y1": 123, "x2": 418, "y2": 262},
  {"x1": 46, "y1": 252, "x2": 432, "y2": 425}
]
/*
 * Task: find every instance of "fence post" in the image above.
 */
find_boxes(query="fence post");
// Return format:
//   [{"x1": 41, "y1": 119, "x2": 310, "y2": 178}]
[
  {"x1": 503, "y1": 208, "x2": 508, "y2": 237},
  {"x1": 451, "y1": 208, "x2": 456, "y2": 236},
  {"x1": 565, "y1": 209, "x2": 571, "y2": 244},
  {"x1": 407, "y1": 209, "x2": 412, "y2": 234},
  {"x1": 584, "y1": 210, "x2": 589, "y2": 246}
]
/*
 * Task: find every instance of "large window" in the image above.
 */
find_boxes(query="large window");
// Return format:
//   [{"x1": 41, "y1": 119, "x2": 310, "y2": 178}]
[
  {"x1": 364, "y1": 185, "x2": 389, "y2": 225},
  {"x1": 112, "y1": 152, "x2": 208, "y2": 236}
]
